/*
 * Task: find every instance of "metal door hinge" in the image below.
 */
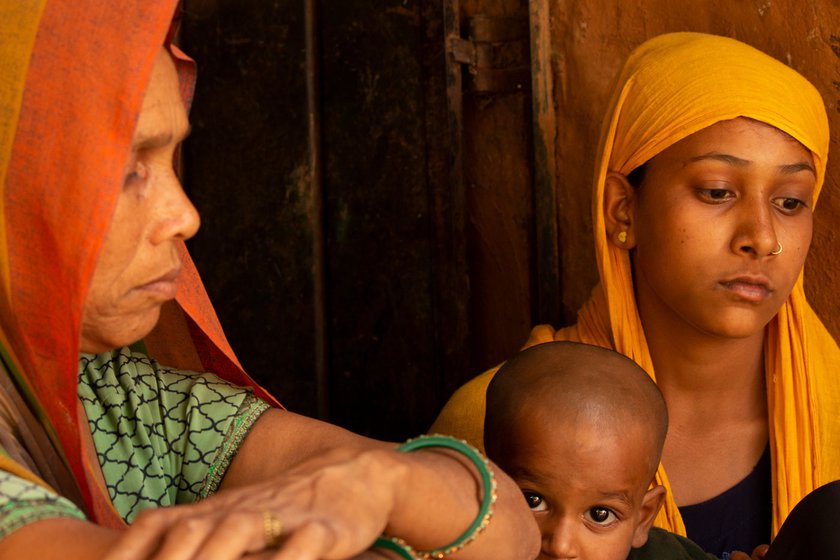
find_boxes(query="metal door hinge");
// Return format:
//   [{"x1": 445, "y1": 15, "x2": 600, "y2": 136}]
[{"x1": 447, "y1": 14, "x2": 530, "y2": 94}]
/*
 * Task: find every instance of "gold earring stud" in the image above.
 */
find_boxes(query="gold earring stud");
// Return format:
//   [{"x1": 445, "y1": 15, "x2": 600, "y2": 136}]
[{"x1": 617, "y1": 231, "x2": 627, "y2": 244}]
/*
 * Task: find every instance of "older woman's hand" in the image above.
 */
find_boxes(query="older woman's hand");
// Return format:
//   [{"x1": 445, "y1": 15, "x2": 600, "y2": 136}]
[
  {"x1": 100, "y1": 408, "x2": 537, "y2": 560},
  {"x1": 103, "y1": 446, "x2": 406, "y2": 560}
]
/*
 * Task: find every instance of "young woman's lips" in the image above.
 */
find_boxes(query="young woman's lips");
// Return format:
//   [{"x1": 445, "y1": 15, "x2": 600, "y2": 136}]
[{"x1": 719, "y1": 276, "x2": 772, "y2": 303}]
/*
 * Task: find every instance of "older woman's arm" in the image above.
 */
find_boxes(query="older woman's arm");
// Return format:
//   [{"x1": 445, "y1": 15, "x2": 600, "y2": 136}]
[
  {"x1": 105, "y1": 409, "x2": 539, "y2": 560},
  {"x1": 0, "y1": 517, "x2": 405, "y2": 559},
  {"x1": 0, "y1": 409, "x2": 538, "y2": 559}
]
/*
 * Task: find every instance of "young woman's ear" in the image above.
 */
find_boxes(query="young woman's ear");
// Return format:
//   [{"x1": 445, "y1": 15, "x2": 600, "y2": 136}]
[
  {"x1": 632, "y1": 484, "x2": 666, "y2": 548},
  {"x1": 603, "y1": 172, "x2": 637, "y2": 249}
]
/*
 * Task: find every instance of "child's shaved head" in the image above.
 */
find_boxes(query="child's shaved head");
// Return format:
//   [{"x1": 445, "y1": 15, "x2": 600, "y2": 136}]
[{"x1": 485, "y1": 341, "x2": 668, "y2": 481}]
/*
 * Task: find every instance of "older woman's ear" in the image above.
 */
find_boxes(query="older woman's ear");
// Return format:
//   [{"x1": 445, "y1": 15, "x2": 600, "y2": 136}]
[{"x1": 603, "y1": 171, "x2": 637, "y2": 249}]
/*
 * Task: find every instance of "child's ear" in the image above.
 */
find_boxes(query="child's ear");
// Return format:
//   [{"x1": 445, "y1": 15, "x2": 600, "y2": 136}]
[
  {"x1": 603, "y1": 172, "x2": 637, "y2": 249},
  {"x1": 631, "y1": 484, "x2": 666, "y2": 548}
]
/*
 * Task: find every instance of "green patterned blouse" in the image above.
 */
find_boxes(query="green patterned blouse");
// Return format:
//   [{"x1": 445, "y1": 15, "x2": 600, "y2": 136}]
[{"x1": 0, "y1": 347, "x2": 270, "y2": 539}]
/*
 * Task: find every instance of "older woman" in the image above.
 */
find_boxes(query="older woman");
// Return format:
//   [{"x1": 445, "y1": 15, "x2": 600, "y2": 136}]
[{"x1": 0, "y1": 2, "x2": 538, "y2": 559}]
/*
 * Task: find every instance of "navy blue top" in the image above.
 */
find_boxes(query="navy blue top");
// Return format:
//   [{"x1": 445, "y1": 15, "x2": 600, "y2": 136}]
[{"x1": 679, "y1": 445, "x2": 772, "y2": 558}]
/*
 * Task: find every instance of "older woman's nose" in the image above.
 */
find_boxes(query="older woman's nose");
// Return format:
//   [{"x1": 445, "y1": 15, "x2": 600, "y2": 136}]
[{"x1": 150, "y1": 170, "x2": 201, "y2": 245}]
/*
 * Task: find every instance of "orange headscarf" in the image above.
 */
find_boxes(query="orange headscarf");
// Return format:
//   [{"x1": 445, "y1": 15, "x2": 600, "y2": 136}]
[
  {"x1": 431, "y1": 32, "x2": 840, "y2": 536},
  {"x1": 0, "y1": 1, "x2": 277, "y2": 525}
]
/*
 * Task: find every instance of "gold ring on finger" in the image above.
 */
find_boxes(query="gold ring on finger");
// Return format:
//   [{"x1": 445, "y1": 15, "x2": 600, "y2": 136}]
[{"x1": 262, "y1": 510, "x2": 284, "y2": 548}]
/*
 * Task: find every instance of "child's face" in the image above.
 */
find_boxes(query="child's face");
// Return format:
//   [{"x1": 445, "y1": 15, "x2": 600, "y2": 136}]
[{"x1": 500, "y1": 412, "x2": 664, "y2": 560}]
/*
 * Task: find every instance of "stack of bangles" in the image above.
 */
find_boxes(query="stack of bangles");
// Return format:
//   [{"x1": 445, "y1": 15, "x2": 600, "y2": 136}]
[{"x1": 373, "y1": 434, "x2": 497, "y2": 560}]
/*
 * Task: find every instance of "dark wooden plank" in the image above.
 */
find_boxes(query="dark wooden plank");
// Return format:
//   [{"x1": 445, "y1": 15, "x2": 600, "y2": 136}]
[
  {"x1": 181, "y1": 0, "x2": 320, "y2": 417},
  {"x1": 529, "y1": 0, "x2": 562, "y2": 326},
  {"x1": 320, "y1": 0, "x2": 450, "y2": 439}
]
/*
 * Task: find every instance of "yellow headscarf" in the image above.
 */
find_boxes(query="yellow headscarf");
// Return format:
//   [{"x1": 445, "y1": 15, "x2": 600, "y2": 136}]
[{"x1": 431, "y1": 32, "x2": 840, "y2": 537}]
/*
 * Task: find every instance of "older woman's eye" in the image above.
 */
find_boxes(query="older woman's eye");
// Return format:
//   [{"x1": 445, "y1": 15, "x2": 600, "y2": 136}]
[
  {"x1": 585, "y1": 506, "x2": 617, "y2": 526},
  {"x1": 522, "y1": 491, "x2": 547, "y2": 512},
  {"x1": 123, "y1": 161, "x2": 148, "y2": 187}
]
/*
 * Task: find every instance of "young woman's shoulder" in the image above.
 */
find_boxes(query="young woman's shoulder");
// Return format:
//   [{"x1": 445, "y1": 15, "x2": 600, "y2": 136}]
[{"x1": 428, "y1": 366, "x2": 498, "y2": 450}]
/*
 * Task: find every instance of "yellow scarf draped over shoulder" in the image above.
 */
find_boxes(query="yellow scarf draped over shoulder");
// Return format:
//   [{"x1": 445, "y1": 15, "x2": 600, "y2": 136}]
[{"x1": 430, "y1": 32, "x2": 840, "y2": 536}]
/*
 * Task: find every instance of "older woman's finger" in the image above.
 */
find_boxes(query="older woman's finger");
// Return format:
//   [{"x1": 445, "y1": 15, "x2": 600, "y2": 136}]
[
  {"x1": 189, "y1": 510, "x2": 268, "y2": 559},
  {"x1": 102, "y1": 508, "x2": 175, "y2": 560},
  {"x1": 104, "y1": 505, "x2": 222, "y2": 560},
  {"x1": 150, "y1": 513, "x2": 219, "y2": 560},
  {"x1": 271, "y1": 520, "x2": 338, "y2": 560}
]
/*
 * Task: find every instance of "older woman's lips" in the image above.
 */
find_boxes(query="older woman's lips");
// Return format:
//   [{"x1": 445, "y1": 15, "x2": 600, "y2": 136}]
[
  {"x1": 137, "y1": 268, "x2": 181, "y2": 298},
  {"x1": 720, "y1": 277, "x2": 772, "y2": 303}
]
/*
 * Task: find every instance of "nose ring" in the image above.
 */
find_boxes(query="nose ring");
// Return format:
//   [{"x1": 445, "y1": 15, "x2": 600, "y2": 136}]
[{"x1": 770, "y1": 242, "x2": 783, "y2": 256}]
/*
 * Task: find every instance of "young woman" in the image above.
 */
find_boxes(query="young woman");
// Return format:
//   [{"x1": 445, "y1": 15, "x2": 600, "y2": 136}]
[{"x1": 432, "y1": 32, "x2": 840, "y2": 557}]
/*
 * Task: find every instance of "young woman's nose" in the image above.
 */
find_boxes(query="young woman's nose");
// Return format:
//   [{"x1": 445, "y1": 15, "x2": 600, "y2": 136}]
[
  {"x1": 541, "y1": 517, "x2": 579, "y2": 559},
  {"x1": 150, "y1": 168, "x2": 201, "y2": 245},
  {"x1": 731, "y1": 196, "x2": 778, "y2": 258}
]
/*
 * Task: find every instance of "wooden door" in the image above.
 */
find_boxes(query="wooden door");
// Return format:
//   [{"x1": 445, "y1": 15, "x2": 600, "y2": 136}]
[{"x1": 180, "y1": 0, "x2": 484, "y2": 440}]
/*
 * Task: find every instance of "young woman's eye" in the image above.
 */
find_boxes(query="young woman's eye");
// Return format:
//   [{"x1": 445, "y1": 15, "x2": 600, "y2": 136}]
[
  {"x1": 697, "y1": 187, "x2": 734, "y2": 203},
  {"x1": 585, "y1": 506, "x2": 617, "y2": 526},
  {"x1": 522, "y1": 491, "x2": 547, "y2": 512},
  {"x1": 772, "y1": 197, "x2": 808, "y2": 213}
]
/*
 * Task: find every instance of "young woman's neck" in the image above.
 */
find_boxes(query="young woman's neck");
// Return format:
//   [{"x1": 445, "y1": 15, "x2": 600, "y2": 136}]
[
  {"x1": 639, "y1": 306, "x2": 770, "y2": 505},
  {"x1": 639, "y1": 307, "x2": 767, "y2": 423}
]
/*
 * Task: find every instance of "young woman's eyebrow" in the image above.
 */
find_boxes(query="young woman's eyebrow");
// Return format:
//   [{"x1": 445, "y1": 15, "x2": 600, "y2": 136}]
[
  {"x1": 690, "y1": 152, "x2": 749, "y2": 167},
  {"x1": 778, "y1": 161, "x2": 816, "y2": 176},
  {"x1": 689, "y1": 152, "x2": 815, "y2": 176}
]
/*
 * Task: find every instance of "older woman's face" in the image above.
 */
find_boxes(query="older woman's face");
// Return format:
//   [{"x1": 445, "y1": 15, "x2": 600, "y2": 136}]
[{"x1": 80, "y1": 48, "x2": 199, "y2": 353}]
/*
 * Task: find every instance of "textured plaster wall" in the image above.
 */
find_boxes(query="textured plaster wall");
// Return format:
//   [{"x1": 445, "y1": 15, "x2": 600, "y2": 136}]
[{"x1": 549, "y1": 0, "x2": 840, "y2": 339}]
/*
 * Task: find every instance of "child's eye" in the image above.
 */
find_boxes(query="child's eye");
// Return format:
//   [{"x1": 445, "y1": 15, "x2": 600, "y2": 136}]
[
  {"x1": 522, "y1": 491, "x2": 547, "y2": 512},
  {"x1": 585, "y1": 506, "x2": 617, "y2": 526}
]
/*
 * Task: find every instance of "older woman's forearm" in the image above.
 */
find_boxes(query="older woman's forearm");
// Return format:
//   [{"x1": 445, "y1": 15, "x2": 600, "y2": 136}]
[
  {"x1": 0, "y1": 517, "x2": 120, "y2": 559},
  {"x1": 222, "y1": 409, "x2": 539, "y2": 559},
  {"x1": 383, "y1": 447, "x2": 540, "y2": 559}
]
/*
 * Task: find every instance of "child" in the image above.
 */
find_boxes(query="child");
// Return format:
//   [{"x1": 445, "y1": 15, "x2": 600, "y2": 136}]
[{"x1": 484, "y1": 341, "x2": 717, "y2": 559}]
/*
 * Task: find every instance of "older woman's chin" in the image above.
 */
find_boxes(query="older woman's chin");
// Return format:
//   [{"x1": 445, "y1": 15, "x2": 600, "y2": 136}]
[{"x1": 79, "y1": 305, "x2": 163, "y2": 354}]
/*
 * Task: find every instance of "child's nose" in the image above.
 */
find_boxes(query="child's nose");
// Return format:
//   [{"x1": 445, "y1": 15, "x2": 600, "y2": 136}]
[{"x1": 541, "y1": 517, "x2": 579, "y2": 559}]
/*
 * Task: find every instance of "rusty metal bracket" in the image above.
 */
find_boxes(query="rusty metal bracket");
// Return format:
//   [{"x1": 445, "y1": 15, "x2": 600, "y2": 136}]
[{"x1": 447, "y1": 14, "x2": 530, "y2": 94}]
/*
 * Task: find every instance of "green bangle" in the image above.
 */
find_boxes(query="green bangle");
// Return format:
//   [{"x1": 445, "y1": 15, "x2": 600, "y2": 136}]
[
  {"x1": 374, "y1": 536, "x2": 419, "y2": 560},
  {"x1": 398, "y1": 434, "x2": 497, "y2": 559}
]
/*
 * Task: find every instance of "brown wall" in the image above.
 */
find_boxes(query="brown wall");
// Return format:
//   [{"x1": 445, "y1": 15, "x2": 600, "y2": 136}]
[{"x1": 545, "y1": 0, "x2": 840, "y2": 338}]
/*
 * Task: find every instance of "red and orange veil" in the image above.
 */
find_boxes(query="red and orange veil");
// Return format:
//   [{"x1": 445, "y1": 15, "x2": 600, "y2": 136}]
[{"x1": 0, "y1": 0, "x2": 276, "y2": 526}]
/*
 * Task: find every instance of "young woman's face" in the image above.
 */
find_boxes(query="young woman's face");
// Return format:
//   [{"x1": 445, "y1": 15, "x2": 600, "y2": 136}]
[{"x1": 629, "y1": 117, "x2": 816, "y2": 340}]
